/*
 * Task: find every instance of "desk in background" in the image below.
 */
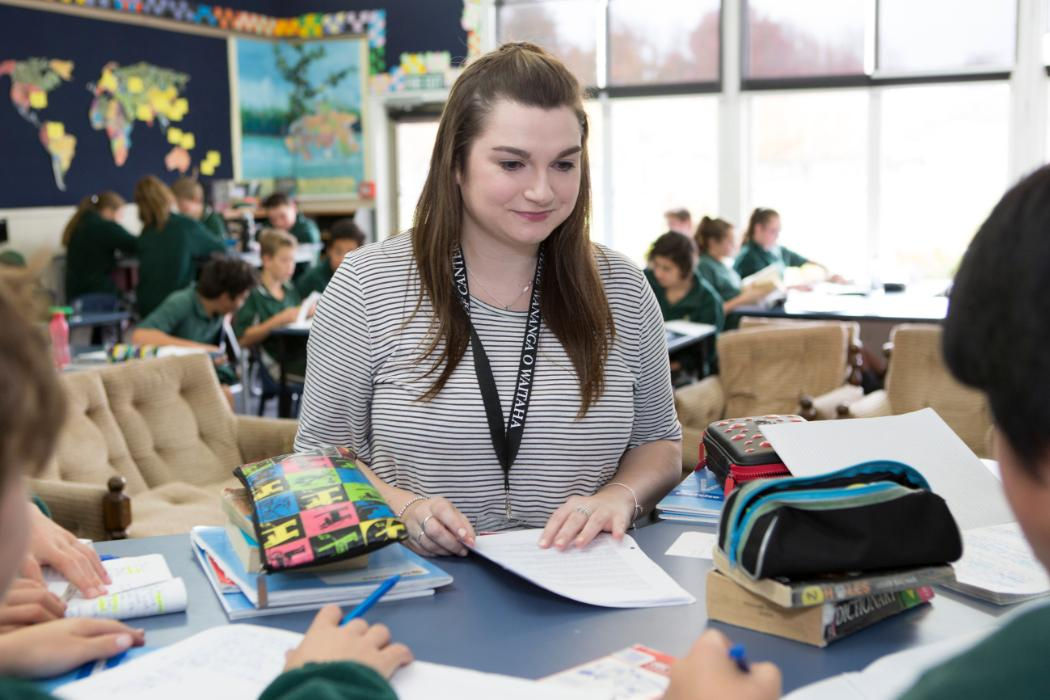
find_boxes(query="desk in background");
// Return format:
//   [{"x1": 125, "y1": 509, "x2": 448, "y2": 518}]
[
  {"x1": 68, "y1": 311, "x2": 130, "y2": 343},
  {"x1": 236, "y1": 243, "x2": 322, "y2": 269},
  {"x1": 96, "y1": 521, "x2": 1003, "y2": 693},
  {"x1": 270, "y1": 321, "x2": 310, "y2": 418}
]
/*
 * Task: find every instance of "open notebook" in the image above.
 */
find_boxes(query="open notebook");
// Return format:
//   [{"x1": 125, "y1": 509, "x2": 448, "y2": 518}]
[
  {"x1": 45, "y1": 554, "x2": 186, "y2": 620},
  {"x1": 55, "y1": 625, "x2": 605, "y2": 700}
]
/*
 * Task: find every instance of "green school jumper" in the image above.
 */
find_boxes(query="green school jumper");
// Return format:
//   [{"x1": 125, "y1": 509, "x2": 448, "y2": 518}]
[
  {"x1": 733, "y1": 242, "x2": 809, "y2": 280},
  {"x1": 644, "y1": 268, "x2": 724, "y2": 376},
  {"x1": 295, "y1": 259, "x2": 335, "y2": 298},
  {"x1": 233, "y1": 281, "x2": 307, "y2": 380},
  {"x1": 136, "y1": 213, "x2": 225, "y2": 318},
  {"x1": 64, "y1": 211, "x2": 139, "y2": 301},
  {"x1": 1, "y1": 661, "x2": 397, "y2": 700},
  {"x1": 200, "y1": 208, "x2": 228, "y2": 243},
  {"x1": 137, "y1": 286, "x2": 236, "y2": 384},
  {"x1": 697, "y1": 253, "x2": 742, "y2": 302},
  {"x1": 289, "y1": 212, "x2": 321, "y2": 245},
  {"x1": 899, "y1": 605, "x2": 1050, "y2": 700}
]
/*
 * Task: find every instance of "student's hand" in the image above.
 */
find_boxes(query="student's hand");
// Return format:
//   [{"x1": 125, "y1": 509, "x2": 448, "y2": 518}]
[
  {"x1": 0, "y1": 578, "x2": 66, "y2": 633},
  {"x1": 0, "y1": 618, "x2": 145, "y2": 679},
  {"x1": 663, "y1": 629, "x2": 781, "y2": 700},
  {"x1": 539, "y1": 488, "x2": 635, "y2": 550},
  {"x1": 828, "y1": 274, "x2": 849, "y2": 284},
  {"x1": 273, "y1": 306, "x2": 301, "y2": 328},
  {"x1": 284, "y1": 605, "x2": 413, "y2": 679},
  {"x1": 401, "y1": 496, "x2": 475, "y2": 557},
  {"x1": 26, "y1": 507, "x2": 110, "y2": 598},
  {"x1": 739, "y1": 286, "x2": 770, "y2": 305}
]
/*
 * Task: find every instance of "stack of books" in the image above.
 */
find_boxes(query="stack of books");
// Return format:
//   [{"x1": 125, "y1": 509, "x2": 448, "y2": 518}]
[
  {"x1": 191, "y1": 488, "x2": 452, "y2": 620},
  {"x1": 706, "y1": 548, "x2": 953, "y2": 647},
  {"x1": 656, "y1": 470, "x2": 724, "y2": 525}
]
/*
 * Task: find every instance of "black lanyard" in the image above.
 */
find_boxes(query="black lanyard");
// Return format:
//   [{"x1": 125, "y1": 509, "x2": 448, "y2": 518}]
[{"x1": 451, "y1": 247, "x2": 544, "y2": 491}]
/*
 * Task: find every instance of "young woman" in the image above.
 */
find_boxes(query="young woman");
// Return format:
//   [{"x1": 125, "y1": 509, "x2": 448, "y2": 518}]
[
  {"x1": 645, "y1": 231, "x2": 724, "y2": 328},
  {"x1": 733, "y1": 208, "x2": 842, "y2": 283},
  {"x1": 694, "y1": 216, "x2": 768, "y2": 314},
  {"x1": 133, "y1": 176, "x2": 225, "y2": 318},
  {"x1": 295, "y1": 43, "x2": 682, "y2": 557},
  {"x1": 62, "y1": 191, "x2": 138, "y2": 303}
]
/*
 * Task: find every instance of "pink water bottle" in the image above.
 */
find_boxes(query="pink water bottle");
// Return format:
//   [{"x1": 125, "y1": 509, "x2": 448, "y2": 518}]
[{"x1": 49, "y1": 307, "x2": 71, "y2": 369}]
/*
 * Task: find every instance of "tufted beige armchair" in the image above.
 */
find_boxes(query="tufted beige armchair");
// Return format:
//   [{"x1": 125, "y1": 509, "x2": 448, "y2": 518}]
[
  {"x1": 674, "y1": 324, "x2": 858, "y2": 470},
  {"x1": 30, "y1": 353, "x2": 297, "y2": 539},
  {"x1": 839, "y1": 324, "x2": 993, "y2": 457}
]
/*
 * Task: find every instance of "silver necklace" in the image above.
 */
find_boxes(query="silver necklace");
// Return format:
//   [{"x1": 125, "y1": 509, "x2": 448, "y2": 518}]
[{"x1": 464, "y1": 263, "x2": 533, "y2": 310}]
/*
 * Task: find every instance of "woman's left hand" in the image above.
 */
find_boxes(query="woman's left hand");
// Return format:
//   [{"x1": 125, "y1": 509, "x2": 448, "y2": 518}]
[{"x1": 538, "y1": 489, "x2": 635, "y2": 551}]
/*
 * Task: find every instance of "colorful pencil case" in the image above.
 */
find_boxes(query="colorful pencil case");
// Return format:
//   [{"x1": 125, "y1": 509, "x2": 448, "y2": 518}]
[
  {"x1": 716, "y1": 461, "x2": 962, "y2": 580},
  {"x1": 233, "y1": 446, "x2": 408, "y2": 573}
]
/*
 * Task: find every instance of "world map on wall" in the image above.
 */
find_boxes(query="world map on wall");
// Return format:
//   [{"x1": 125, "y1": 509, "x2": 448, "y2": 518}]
[{"x1": 0, "y1": 56, "x2": 222, "y2": 191}]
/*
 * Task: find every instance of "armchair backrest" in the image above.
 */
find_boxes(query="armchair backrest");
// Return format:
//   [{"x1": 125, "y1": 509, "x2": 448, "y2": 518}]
[
  {"x1": 718, "y1": 325, "x2": 851, "y2": 418},
  {"x1": 96, "y1": 353, "x2": 242, "y2": 488},
  {"x1": 884, "y1": 324, "x2": 991, "y2": 456}
]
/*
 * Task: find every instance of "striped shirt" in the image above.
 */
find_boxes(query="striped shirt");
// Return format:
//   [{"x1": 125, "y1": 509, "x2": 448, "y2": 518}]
[{"x1": 294, "y1": 232, "x2": 681, "y2": 529}]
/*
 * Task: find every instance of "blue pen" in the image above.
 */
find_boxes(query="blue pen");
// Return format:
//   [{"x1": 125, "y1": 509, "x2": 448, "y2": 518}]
[
  {"x1": 729, "y1": 643, "x2": 750, "y2": 673},
  {"x1": 339, "y1": 574, "x2": 401, "y2": 626},
  {"x1": 99, "y1": 554, "x2": 118, "y2": 562}
]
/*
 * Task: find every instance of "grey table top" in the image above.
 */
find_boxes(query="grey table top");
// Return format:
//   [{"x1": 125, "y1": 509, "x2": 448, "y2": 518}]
[{"x1": 96, "y1": 522, "x2": 1003, "y2": 692}]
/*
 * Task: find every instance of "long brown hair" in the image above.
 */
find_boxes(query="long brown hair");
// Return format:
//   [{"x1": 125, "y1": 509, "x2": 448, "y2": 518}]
[
  {"x1": 134, "y1": 176, "x2": 174, "y2": 231},
  {"x1": 695, "y1": 216, "x2": 733, "y2": 254},
  {"x1": 744, "y1": 207, "x2": 778, "y2": 244},
  {"x1": 412, "y1": 42, "x2": 612, "y2": 415},
  {"x1": 61, "y1": 191, "x2": 125, "y2": 246}
]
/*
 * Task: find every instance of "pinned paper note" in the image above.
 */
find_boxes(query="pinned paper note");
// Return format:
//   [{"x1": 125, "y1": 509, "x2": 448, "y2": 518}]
[
  {"x1": 167, "y1": 127, "x2": 184, "y2": 145},
  {"x1": 29, "y1": 90, "x2": 47, "y2": 109},
  {"x1": 200, "y1": 161, "x2": 215, "y2": 176},
  {"x1": 45, "y1": 121, "x2": 65, "y2": 139},
  {"x1": 127, "y1": 76, "x2": 144, "y2": 93},
  {"x1": 180, "y1": 132, "x2": 195, "y2": 150},
  {"x1": 665, "y1": 532, "x2": 717, "y2": 560},
  {"x1": 205, "y1": 150, "x2": 221, "y2": 166}
]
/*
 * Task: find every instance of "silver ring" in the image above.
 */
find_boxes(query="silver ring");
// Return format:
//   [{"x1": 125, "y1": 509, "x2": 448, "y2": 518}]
[
  {"x1": 574, "y1": 505, "x2": 591, "y2": 517},
  {"x1": 415, "y1": 529, "x2": 427, "y2": 544},
  {"x1": 420, "y1": 514, "x2": 436, "y2": 535}
]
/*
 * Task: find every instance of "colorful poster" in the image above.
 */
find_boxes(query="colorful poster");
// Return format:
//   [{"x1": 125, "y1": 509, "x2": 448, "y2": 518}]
[{"x1": 236, "y1": 38, "x2": 367, "y2": 196}]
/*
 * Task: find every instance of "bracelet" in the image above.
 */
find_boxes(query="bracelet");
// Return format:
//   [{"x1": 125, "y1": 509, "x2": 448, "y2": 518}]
[
  {"x1": 397, "y1": 495, "x2": 428, "y2": 519},
  {"x1": 608, "y1": 481, "x2": 644, "y2": 523}
]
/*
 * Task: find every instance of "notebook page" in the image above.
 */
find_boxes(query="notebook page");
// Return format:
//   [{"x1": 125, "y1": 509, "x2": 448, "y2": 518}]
[
  {"x1": 470, "y1": 530, "x2": 695, "y2": 608},
  {"x1": 392, "y1": 661, "x2": 604, "y2": 700},
  {"x1": 949, "y1": 523, "x2": 1050, "y2": 599},
  {"x1": 760, "y1": 409, "x2": 1014, "y2": 529},
  {"x1": 296, "y1": 291, "x2": 321, "y2": 324},
  {"x1": 65, "y1": 578, "x2": 188, "y2": 620},
  {"x1": 55, "y1": 624, "x2": 301, "y2": 700},
  {"x1": 46, "y1": 553, "x2": 175, "y2": 600}
]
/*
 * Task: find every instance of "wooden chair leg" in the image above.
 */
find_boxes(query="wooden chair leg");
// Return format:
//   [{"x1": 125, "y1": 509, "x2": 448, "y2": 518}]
[{"x1": 103, "y1": 476, "x2": 132, "y2": 540}]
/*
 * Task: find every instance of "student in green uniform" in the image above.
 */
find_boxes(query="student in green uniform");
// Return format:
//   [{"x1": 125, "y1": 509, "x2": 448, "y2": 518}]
[
  {"x1": 662, "y1": 165, "x2": 1050, "y2": 700},
  {"x1": 134, "y1": 176, "x2": 226, "y2": 318},
  {"x1": 296, "y1": 218, "x2": 365, "y2": 298},
  {"x1": 62, "y1": 191, "x2": 138, "y2": 303},
  {"x1": 695, "y1": 216, "x2": 768, "y2": 315},
  {"x1": 262, "y1": 192, "x2": 320, "y2": 245},
  {"x1": 0, "y1": 281, "x2": 413, "y2": 698},
  {"x1": 644, "y1": 231, "x2": 724, "y2": 329},
  {"x1": 234, "y1": 229, "x2": 313, "y2": 382},
  {"x1": 172, "y1": 177, "x2": 227, "y2": 243},
  {"x1": 733, "y1": 208, "x2": 843, "y2": 283}
]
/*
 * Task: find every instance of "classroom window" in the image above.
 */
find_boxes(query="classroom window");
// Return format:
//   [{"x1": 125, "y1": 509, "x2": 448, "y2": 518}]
[
  {"x1": 745, "y1": 0, "x2": 867, "y2": 79},
  {"x1": 394, "y1": 118, "x2": 440, "y2": 235},
  {"x1": 749, "y1": 90, "x2": 869, "y2": 278},
  {"x1": 608, "y1": 0, "x2": 720, "y2": 86},
  {"x1": 878, "y1": 0, "x2": 1016, "y2": 75},
  {"x1": 497, "y1": 0, "x2": 600, "y2": 87},
  {"x1": 877, "y1": 82, "x2": 1010, "y2": 280},
  {"x1": 607, "y1": 95, "x2": 718, "y2": 263}
]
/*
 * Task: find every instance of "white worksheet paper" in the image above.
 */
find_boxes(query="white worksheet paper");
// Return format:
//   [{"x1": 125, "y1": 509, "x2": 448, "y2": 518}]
[
  {"x1": 664, "y1": 532, "x2": 717, "y2": 560},
  {"x1": 65, "y1": 577, "x2": 188, "y2": 620},
  {"x1": 46, "y1": 554, "x2": 175, "y2": 601},
  {"x1": 57, "y1": 625, "x2": 604, "y2": 700},
  {"x1": 470, "y1": 530, "x2": 695, "y2": 608},
  {"x1": 760, "y1": 409, "x2": 1014, "y2": 529}
]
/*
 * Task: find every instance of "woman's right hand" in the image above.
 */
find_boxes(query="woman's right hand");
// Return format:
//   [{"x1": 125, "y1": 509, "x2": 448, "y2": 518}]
[
  {"x1": 400, "y1": 496, "x2": 475, "y2": 557},
  {"x1": 284, "y1": 605, "x2": 412, "y2": 679}
]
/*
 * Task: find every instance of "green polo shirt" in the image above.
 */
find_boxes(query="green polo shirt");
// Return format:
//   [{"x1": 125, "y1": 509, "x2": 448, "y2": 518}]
[
  {"x1": 733, "y1": 242, "x2": 809, "y2": 280},
  {"x1": 233, "y1": 281, "x2": 307, "y2": 379},
  {"x1": 136, "y1": 286, "x2": 236, "y2": 384},
  {"x1": 697, "y1": 253, "x2": 742, "y2": 302},
  {"x1": 645, "y1": 268, "x2": 725, "y2": 329},
  {"x1": 289, "y1": 213, "x2": 320, "y2": 245},
  {"x1": 200, "y1": 208, "x2": 228, "y2": 243},
  {"x1": 65, "y1": 210, "x2": 139, "y2": 301},
  {"x1": 136, "y1": 212, "x2": 225, "y2": 318},
  {"x1": 295, "y1": 259, "x2": 335, "y2": 298},
  {"x1": 899, "y1": 604, "x2": 1050, "y2": 700}
]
